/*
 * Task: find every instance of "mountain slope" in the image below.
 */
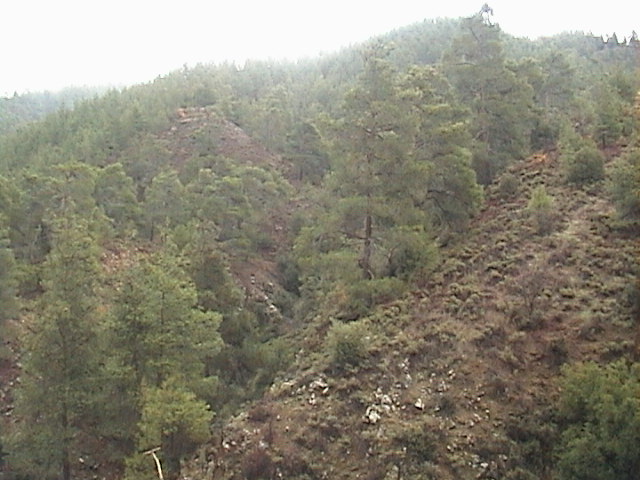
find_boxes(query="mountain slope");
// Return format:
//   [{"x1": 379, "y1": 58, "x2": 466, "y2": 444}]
[{"x1": 184, "y1": 149, "x2": 638, "y2": 480}]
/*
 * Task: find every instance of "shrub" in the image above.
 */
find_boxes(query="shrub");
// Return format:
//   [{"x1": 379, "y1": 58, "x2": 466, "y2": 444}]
[
  {"x1": 563, "y1": 144, "x2": 605, "y2": 185},
  {"x1": 382, "y1": 226, "x2": 438, "y2": 280},
  {"x1": 609, "y1": 148, "x2": 640, "y2": 225},
  {"x1": 242, "y1": 447, "x2": 275, "y2": 480},
  {"x1": 527, "y1": 186, "x2": 555, "y2": 235},
  {"x1": 277, "y1": 254, "x2": 301, "y2": 294},
  {"x1": 556, "y1": 361, "x2": 640, "y2": 480},
  {"x1": 546, "y1": 338, "x2": 568, "y2": 367},
  {"x1": 505, "y1": 408, "x2": 557, "y2": 478},
  {"x1": 435, "y1": 395, "x2": 457, "y2": 417},
  {"x1": 388, "y1": 424, "x2": 440, "y2": 476},
  {"x1": 512, "y1": 262, "x2": 550, "y2": 328},
  {"x1": 331, "y1": 277, "x2": 406, "y2": 321},
  {"x1": 498, "y1": 173, "x2": 520, "y2": 198},
  {"x1": 397, "y1": 425, "x2": 437, "y2": 464},
  {"x1": 326, "y1": 319, "x2": 369, "y2": 368}
]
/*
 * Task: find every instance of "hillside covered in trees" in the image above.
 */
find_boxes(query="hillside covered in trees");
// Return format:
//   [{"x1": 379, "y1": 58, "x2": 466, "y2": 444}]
[{"x1": 0, "y1": 8, "x2": 639, "y2": 480}]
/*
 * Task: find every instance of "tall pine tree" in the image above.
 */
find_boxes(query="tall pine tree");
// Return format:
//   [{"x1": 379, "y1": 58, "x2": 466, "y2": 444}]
[
  {"x1": 296, "y1": 44, "x2": 437, "y2": 317},
  {"x1": 443, "y1": 9, "x2": 534, "y2": 183},
  {"x1": 7, "y1": 217, "x2": 102, "y2": 480}
]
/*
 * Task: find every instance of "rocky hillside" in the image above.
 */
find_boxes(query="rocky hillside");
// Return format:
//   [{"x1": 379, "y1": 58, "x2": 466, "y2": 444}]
[{"x1": 183, "y1": 149, "x2": 638, "y2": 480}]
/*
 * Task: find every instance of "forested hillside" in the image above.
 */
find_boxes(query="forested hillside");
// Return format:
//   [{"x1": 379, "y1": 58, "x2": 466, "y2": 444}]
[
  {"x1": 0, "y1": 9, "x2": 639, "y2": 480},
  {"x1": 0, "y1": 87, "x2": 102, "y2": 135}
]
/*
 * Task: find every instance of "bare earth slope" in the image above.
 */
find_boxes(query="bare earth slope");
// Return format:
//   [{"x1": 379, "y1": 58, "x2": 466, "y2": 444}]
[{"x1": 185, "y1": 150, "x2": 638, "y2": 480}]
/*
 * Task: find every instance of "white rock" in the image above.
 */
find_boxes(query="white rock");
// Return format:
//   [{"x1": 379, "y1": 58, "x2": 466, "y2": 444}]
[{"x1": 365, "y1": 406, "x2": 382, "y2": 424}]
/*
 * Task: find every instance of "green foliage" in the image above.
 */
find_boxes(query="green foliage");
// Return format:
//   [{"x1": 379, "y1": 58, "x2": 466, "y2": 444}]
[
  {"x1": 556, "y1": 361, "x2": 640, "y2": 480},
  {"x1": 512, "y1": 262, "x2": 550, "y2": 329},
  {"x1": 184, "y1": 234, "x2": 243, "y2": 312},
  {"x1": 0, "y1": 88, "x2": 101, "y2": 135},
  {"x1": 393, "y1": 424, "x2": 437, "y2": 464},
  {"x1": 593, "y1": 80, "x2": 626, "y2": 147},
  {"x1": 0, "y1": 228, "x2": 18, "y2": 323},
  {"x1": 120, "y1": 136, "x2": 173, "y2": 200},
  {"x1": 105, "y1": 245, "x2": 221, "y2": 478},
  {"x1": 336, "y1": 277, "x2": 406, "y2": 320},
  {"x1": 610, "y1": 93, "x2": 640, "y2": 226},
  {"x1": 562, "y1": 141, "x2": 605, "y2": 185},
  {"x1": 286, "y1": 121, "x2": 330, "y2": 184},
  {"x1": 181, "y1": 159, "x2": 290, "y2": 250},
  {"x1": 277, "y1": 253, "x2": 301, "y2": 294},
  {"x1": 295, "y1": 47, "x2": 450, "y2": 318},
  {"x1": 327, "y1": 319, "x2": 370, "y2": 368},
  {"x1": 382, "y1": 226, "x2": 439, "y2": 280},
  {"x1": 109, "y1": 244, "x2": 222, "y2": 390},
  {"x1": 327, "y1": 44, "x2": 426, "y2": 278},
  {"x1": 143, "y1": 169, "x2": 188, "y2": 241},
  {"x1": 7, "y1": 218, "x2": 103, "y2": 480},
  {"x1": 126, "y1": 381, "x2": 213, "y2": 480},
  {"x1": 443, "y1": 12, "x2": 534, "y2": 183},
  {"x1": 610, "y1": 148, "x2": 640, "y2": 225},
  {"x1": 244, "y1": 84, "x2": 293, "y2": 152},
  {"x1": 504, "y1": 409, "x2": 557, "y2": 478},
  {"x1": 95, "y1": 162, "x2": 140, "y2": 235},
  {"x1": 401, "y1": 65, "x2": 483, "y2": 229},
  {"x1": 1, "y1": 18, "x2": 639, "y2": 479},
  {"x1": 527, "y1": 186, "x2": 555, "y2": 235},
  {"x1": 498, "y1": 172, "x2": 520, "y2": 198}
]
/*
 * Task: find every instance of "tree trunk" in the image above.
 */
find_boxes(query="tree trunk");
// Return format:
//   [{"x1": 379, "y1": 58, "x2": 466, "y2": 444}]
[{"x1": 360, "y1": 212, "x2": 373, "y2": 280}]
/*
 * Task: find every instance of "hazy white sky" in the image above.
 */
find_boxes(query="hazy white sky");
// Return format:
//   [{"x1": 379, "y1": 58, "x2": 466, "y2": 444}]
[{"x1": 1, "y1": 0, "x2": 638, "y2": 96}]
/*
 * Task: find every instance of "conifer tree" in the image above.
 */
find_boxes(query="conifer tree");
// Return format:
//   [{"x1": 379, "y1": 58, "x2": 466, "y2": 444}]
[
  {"x1": 443, "y1": 10, "x2": 534, "y2": 183},
  {"x1": 7, "y1": 217, "x2": 102, "y2": 480},
  {"x1": 127, "y1": 381, "x2": 213, "y2": 480},
  {"x1": 402, "y1": 65, "x2": 482, "y2": 229},
  {"x1": 593, "y1": 80, "x2": 625, "y2": 148},
  {"x1": 296, "y1": 44, "x2": 437, "y2": 316},
  {"x1": 108, "y1": 244, "x2": 222, "y2": 479},
  {"x1": 326, "y1": 43, "x2": 425, "y2": 280},
  {"x1": 94, "y1": 162, "x2": 141, "y2": 236},
  {"x1": 286, "y1": 121, "x2": 330, "y2": 184},
  {"x1": 109, "y1": 244, "x2": 222, "y2": 391},
  {"x1": 143, "y1": 169, "x2": 187, "y2": 242}
]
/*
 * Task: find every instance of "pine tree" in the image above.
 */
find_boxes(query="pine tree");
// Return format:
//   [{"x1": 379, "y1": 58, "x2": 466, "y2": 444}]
[
  {"x1": 124, "y1": 381, "x2": 213, "y2": 480},
  {"x1": 443, "y1": 10, "x2": 534, "y2": 183},
  {"x1": 109, "y1": 244, "x2": 222, "y2": 391},
  {"x1": 108, "y1": 244, "x2": 222, "y2": 479},
  {"x1": 296, "y1": 44, "x2": 438, "y2": 317},
  {"x1": 327, "y1": 43, "x2": 425, "y2": 280},
  {"x1": 143, "y1": 169, "x2": 187, "y2": 242},
  {"x1": 402, "y1": 65, "x2": 482, "y2": 230},
  {"x1": 593, "y1": 80, "x2": 625, "y2": 148},
  {"x1": 7, "y1": 217, "x2": 102, "y2": 480},
  {"x1": 286, "y1": 121, "x2": 330, "y2": 184},
  {"x1": 94, "y1": 162, "x2": 141, "y2": 236}
]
